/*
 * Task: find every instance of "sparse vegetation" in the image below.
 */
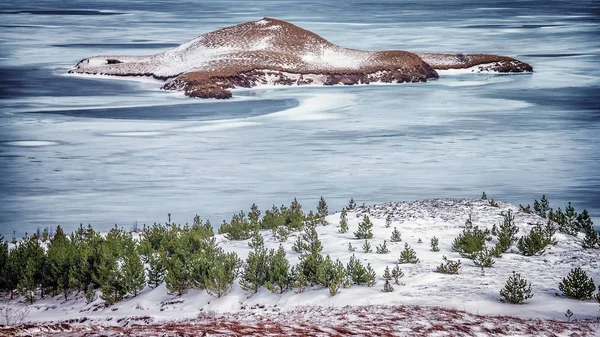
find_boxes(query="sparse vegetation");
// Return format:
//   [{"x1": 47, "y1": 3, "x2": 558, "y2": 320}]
[{"x1": 435, "y1": 256, "x2": 461, "y2": 274}]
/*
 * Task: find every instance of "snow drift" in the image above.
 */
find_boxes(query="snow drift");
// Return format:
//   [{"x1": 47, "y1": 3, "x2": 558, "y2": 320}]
[{"x1": 68, "y1": 18, "x2": 533, "y2": 98}]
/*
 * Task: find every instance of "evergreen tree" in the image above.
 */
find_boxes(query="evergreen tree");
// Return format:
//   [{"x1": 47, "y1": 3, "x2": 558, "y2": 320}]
[
  {"x1": 365, "y1": 264, "x2": 376, "y2": 287},
  {"x1": 46, "y1": 226, "x2": 76, "y2": 299},
  {"x1": 147, "y1": 252, "x2": 166, "y2": 288},
  {"x1": 239, "y1": 243, "x2": 268, "y2": 293},
  {"x1": 265, "y1": 245, "x2": 290, "y2": 294},
  {"x1": 481, "y1": 192, "x2": 487, "y2": 200},
  {"x1": 362, "y1": 240, "x2": 372, "y2": 253},
  {"x1": 248, "y1": 230, "x2": 264, "y2": 249},
  {"x1": 495, "y1": 210, "x2": 519, "y2": 254},
  {"x1": 499, "y1": 272, "x2": 533, "y2": 304},
  {"x1": 390, "y1": 227, "x2": 402, "y2": 242},
  {"x1": 286, "y1": 198, "x2": 304, "y2": 231},
  {"x1": 533, "y1": 199, "x2": 542, "y2": 217},
  {"x1": 317, "y1": 196, "x2": 329, "y2": 225},
  {"x1": 348, "y1": 242, "x2": 356, "y2": 252},
  {"x1": 383, "y1": 266, "x2": 393, "y2": 282},
  {"x1": 295, "y1": 222, "x2": 324, "y2": 285},
  {"x1": 164, "y1": 254, "x2": 190, "y2": 296},
  {"x1": 399, "y1": 243, "x2": 419, "y2": 264},
  {"x1": 205, "y1": 251, "x2": 240, "y2": 298},
  {"x1": 559, "y1": 202, "x2": 578, "y2": 235},
  {"x1": 17, "y1": 260, "x2": 37, "y2": 304},
  {"x1": 382, "y1": 279, "x2": 394, "y2": 292},
  {"x1": 338, "y1": 208, "x2": 349, "y2": 234},
  {"x1": 0, "y1": 237, "x2": 7, "y2": 293},
  {"x1": 435, "y1": 256, "x2": 461, "y2": 274},
  {"x1": 290, "y1": 265, "x2": 307, "y2": 293},
  {"x1": 517, "y1": 225, "x2": 554, "y2": 256},
  {"x1": 376, "y1": 240, "x2": 390, "y2": 254},
  {"x1": 273, "y1": 225, "x2": 289, "y2": 242},
  {"x1": 391, "y1": 265, "x2": 404, "y2": 285},
  {"x1": 249, "y1": 203, "x2": 261, "y2": 226},
  {"x1": 327, "y1": 259, "x2": 346, "y2": 296},
  {"x1": 347, "y1": 198, "x2": 356, "y2": 210},
  {"x1": 85, "y1": 283, "x2": 97, "y2": 304},
  {"x1": 472, "y1": 248, "x2": 495, "y2": 268},
  {"x1": 540, "y1": 195, "x2": 550, "y2": 218},
  {"x1": 451, "y1": 215, "x2": 488, "y2": 259},
  {"x1": 578, "y1": 210, "x2": 598, "y2": 249},
  {"x1": 558, "y1": 268, "x2": 596, "y2": 300},
  {"x1": 219, "y1": 211, "x2": 255, "y2": 241},
  {"x1": 346, "y1": 254, "x2": 369, "y2": 285},
  {"x1": 430, "y1": 237, "x2": 440, "y2": 252},
  {"x1": 417, "y1": 238, "x2": 423, "y2": 244},
  {"x1": 354, "y1": 215, "x2": 374, "y2": 239},
  {"x1": 385, "y1": 214, "x2": 392, "y2": 228},
  {"x1": 122, "y1": 247, "x2": 145, "y2": 297}
]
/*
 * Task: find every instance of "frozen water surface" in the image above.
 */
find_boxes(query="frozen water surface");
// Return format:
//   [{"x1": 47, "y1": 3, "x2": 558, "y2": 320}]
[{"x1": 0, "y1": 0, "x2": 599, "y2": 236}]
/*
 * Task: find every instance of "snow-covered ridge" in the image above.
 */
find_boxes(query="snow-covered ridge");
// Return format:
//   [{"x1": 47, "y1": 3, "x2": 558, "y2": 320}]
[
  {"x1": 68, "y1": 18, "x2": 532, "y2": 98},
  {"x1": 2, "y1": 198, "x2": 597, "y2": 335}
]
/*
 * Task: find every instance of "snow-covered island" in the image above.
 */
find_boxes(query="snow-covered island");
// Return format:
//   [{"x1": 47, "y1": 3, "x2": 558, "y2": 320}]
[
  {"x1": 68, "y1": 18, "x2": 533, "y2": 99},
  {"x1": 1, "y1": 197, "x2": 598, "y2": 336}
]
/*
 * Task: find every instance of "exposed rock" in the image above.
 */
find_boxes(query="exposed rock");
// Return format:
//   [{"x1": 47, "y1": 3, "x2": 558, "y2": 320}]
[{"x1": 69, "y1": 18, "x2": 533, "y2": 99}]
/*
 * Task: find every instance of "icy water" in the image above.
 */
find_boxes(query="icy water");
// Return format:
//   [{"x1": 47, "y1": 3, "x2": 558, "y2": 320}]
[{"x1": 0, "y1": 0, "x2": 599, "y2": 237}]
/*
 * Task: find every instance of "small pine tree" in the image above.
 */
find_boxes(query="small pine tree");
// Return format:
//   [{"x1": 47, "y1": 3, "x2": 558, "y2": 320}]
[
  {"x1": 338, "y1": 208, "x2": 349, "y2": 234},
  {"x1": 481, "y1": 192, "x2": 487, "y2": 200},
  {"x1": 489, "y1": 199, "x2": 499, "y2": 207},
  {"x1": 122, "y1": 248, "x2": 146, "y2": 297},
  {"x1": 385, "y1": 214, "x2": 392, "y2": 228},
  {"x1": 265, "y1": 245, "x2": 291, "y2": 294},
  {"x1": 382, "y1": 279, "x2": 394, "y2": 292},
  {"x1": 354, "y1": 215, "x2": 374, "y2": 239},
  {"x1": 348, "y1": 198, "x2": 356, "y2": 210},
  {"x1": 316, "y1": 196, "x2": 329, "y2": 225},
  {"x1": 205, "y1": 251, "x2": 240, "y2": 298},
  {"x1": 495, "y1": 210, "x2": 519, "y2": 253},
  {"x1": 417, "y1": 238, "x2": 422, "y2": 244},
  {"x1": 391, "y1": 265, "x2": 404, "y2": 285},
  {"x1": 559, "y1": 202, "x2": 578, "y2": 235},
  {"x1": 558, "y1": 268, "x2": 596, "y2": 300},
  {"x1": 430, "y1": 237, "x2": 440, "y2": 252},
  {"x1": 491, "y1": 223, "x2": 498, "y2": 236},
  {"x1": 472, "y1": 248, "x2": 495, "y2": 268},
  {"x1": 365, "y1": 263, "x2": 376, "y2": 287},
  {"x1": 382, "y1": 266, "x2": 393, "y2": 281},
  {"x1": 399, "y1": 243, "x2": 419, "y2": 264},
  {"x1": 578, "y1": 210, "x2": 598, "y2": 249},
  {"x1": 376, "y1": 240, "x2": 390, "y2": 254},
  {"x1": 517, "y1": 225, "x2": 554, "y2": 256},
  {"x1": 147, "y1": 252, "x2": 166, "y2": 288},
  {"x1": 85, "y1": 283, "x2": 97, "y2": 304},
  {"x1": 290, "y1": 266, "x2": 307, "y2": 293},
  {"x1": 348, "y1": 242, "x2": 356, "y2": 252},
  {"x1": 274, "y1": 225, "x2": 289, "y2": 242},
  {"x1": 435, "y1": 256, "x2": 461, "y2": 274},
  {"x1": 499, "y1": 272, "x2": 533, "y2": 304},
  {"x1": 362, "y1": 240, "x2": 372, "y2": 253},
  {"x1": 390, "y1": 227, "x2": 402, "y2": 242}
]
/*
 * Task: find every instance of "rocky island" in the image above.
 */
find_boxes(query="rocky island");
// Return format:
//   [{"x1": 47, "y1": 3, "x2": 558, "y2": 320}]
[{"x1": 69, "y1": 18, "x2": 533, "y2": 98}]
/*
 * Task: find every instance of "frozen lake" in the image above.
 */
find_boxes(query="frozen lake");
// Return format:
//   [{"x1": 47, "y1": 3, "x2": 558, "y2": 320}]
[{"x1": 0, "y1": 0, "x2": 599, "y2": 237}]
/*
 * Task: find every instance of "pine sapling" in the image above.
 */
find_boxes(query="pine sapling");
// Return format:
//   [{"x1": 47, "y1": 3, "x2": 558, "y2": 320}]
[
  {"x1": 430, "y1": 237, "x2": 440, "y2": 252},
  {"x1": 390, "y1": 227, "x2": 402, "y2": 242},
  {"x1": 354, "y1": 215, "x2": 374, "y2": 239},
  {"x1": 435, "y1": 256, "x2": 461, "y2": 274},
  {"x1": 391, "y1": 265, "x2": 404, "y2": 285},
  {"x1": 417, "y1": 238, "x2": 423, "y2": 244},
  {"x1": 499, "y1": 271, "x2": 533, "y2": 304},
  {"x1": 362, "y1": 240, "x2": 372, "y2": 253},
  {"x1": 338, "y1": 208, "x2": 349, "y2": 234},
  {"x1": 472, "y1": 248, "x2": 495, "y2": 268},
  {"x1": 399, "y1": 243, "x2": 419, "y2": 264},
  {"x1": 558, "y1": 267, "x2": 596, "y2": 300},
  {"x1": 376, "y1": 240, "x2": 390, "y2": 254},
  {"x1": 385, "y1": 214, "x2": 392, "y2": 228},
  {"x1": 348, "y1": 242, "x2": 356, "y2": 252},
  {"x1": 382, "y1": 279, "x2": 394, "y2": 292}
]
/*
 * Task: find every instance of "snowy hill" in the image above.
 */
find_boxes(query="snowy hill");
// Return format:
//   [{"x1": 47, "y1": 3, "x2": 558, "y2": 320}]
[
  {"x1": 68, "y1": 18, "x2": 532, "y2": 98},
  {"x1": 2, "y1": 198, "x2": 597, "y2": 336}
]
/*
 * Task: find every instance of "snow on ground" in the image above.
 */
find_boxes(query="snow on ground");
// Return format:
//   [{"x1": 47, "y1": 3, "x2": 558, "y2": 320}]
[{"x1": 2, "y1": 198, "x2": 598, "y2": 335}]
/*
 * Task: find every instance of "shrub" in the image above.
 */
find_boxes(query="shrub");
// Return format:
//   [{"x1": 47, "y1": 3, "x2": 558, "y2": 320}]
[
  {"x1": 499, "y1": 272, "x2": 533, "y2": 304},
  {"x1": 558, "y1": 268, "x2": 596, "y2": 300},
  {"x1": 517, "y1": 224, "x2": 554, "y2": 256},
  {"x1": 435, "y1": 256, "x2": 461, "y2": 274}
]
